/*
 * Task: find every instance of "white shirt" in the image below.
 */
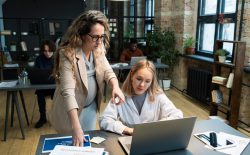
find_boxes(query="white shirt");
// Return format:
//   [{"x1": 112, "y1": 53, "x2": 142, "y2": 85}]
[{"x1": 99, "y1": 93, "x2": 183, "y2": 135}]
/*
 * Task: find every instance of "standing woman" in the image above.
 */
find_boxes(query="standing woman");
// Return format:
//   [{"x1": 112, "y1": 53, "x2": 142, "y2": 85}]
[{"x1": 49, "y1": 10, "x2": 125, "y2": 146}]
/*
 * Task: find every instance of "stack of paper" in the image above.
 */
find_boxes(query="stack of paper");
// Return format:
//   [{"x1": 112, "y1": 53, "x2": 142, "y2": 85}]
[
  {"x1": 43, "y1": 135, "x2": 107, "y2": 155},
  {"x1": 50, "y1": 145, "x2": 104, "y2": 155},
  {"x1": 0, "y1": 81, "x2": 18, "y2": 87},
  {"x1": 212, "y1": 76, "x2": 227, "y2": 85}
]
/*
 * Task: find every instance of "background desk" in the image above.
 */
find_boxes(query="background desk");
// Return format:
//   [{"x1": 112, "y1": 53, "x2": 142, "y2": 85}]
[
  {"x1": 111, "y1": 63, "x2": 169, "y2": 87},
  {"x1": 35, "y1": 119, "x2": 250, "y2": 155},
  {"x1": 0, "y1": 81, "x2": 56, "y2": 141}
]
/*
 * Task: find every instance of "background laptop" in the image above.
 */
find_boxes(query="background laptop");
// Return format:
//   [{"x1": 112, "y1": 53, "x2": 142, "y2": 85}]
[
  {"x1": 130, "y1": 56, "x2": 147, "y2": 66},
  {"x1": 118, "y1": 117, "x2": 197, "y2": 155},
  {"x1": 27, "y1": 68, "x2": 55, "y2": 84}
]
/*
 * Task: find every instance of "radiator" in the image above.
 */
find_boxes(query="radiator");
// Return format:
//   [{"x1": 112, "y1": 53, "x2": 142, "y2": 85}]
[{"x1": 187, "y1": 68, "x2": 212, "y2": 103}]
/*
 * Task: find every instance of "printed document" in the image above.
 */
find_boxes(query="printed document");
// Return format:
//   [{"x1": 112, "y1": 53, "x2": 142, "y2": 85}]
[
  {"x1": 49, "y1": 145, "x2": 104, "y2": 155},
  {"x1": 42, "y1": 135, "x2": 91, "y2": 153},
  {"x1": 217, "y1": 132, "x2": 250, "y2": 155}
]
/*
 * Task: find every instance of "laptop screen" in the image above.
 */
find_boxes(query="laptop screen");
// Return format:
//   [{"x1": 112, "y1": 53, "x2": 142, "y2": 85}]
[
  {"x1": 130, "y1": 56, "x2": 147, "y2": 66},
  {"x1": 118, "y1": 117, "x2": 196, "y2": 155},
  {"x1": 27, "y1": 68, "x2": 55, "y2": 84}
]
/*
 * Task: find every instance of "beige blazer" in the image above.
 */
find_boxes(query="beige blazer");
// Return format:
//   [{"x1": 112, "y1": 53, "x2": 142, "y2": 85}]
[{"x1": 48, "y1": 47, "x2": 116, "y2": 133}]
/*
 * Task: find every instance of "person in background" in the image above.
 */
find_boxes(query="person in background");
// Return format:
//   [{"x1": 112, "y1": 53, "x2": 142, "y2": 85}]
[
  {"x1": 99, "y1": 60, "x2": 183, "y2": 135},
  {"x1": 34, "y1": 40, "x2": 56, "y2": 128},
  {"x1": 120, "y1": 38, "x2": 144, "y2": 63},
  {"x1": 49, "y1": 10, "x2": 125, "y2": 146},
  {"x1": 119, "y1": 39, "x2": 144, "y2": 82}
]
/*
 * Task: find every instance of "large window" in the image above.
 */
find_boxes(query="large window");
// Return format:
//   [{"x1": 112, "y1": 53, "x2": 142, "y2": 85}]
[
  {"x1": 145, "y1": 0, "x2": 154, "y2": 34},
  {"x1": 196, "y1": 0, "x2": 237, "y2": 57},
  {"x1": 120, "y1": 0, "x2": 154, "y2": 41}
]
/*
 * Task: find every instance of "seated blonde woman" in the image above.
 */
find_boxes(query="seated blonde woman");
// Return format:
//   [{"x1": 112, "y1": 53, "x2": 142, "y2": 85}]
[{"x1": 99, "y1": 60, "x2": 183, "y2": 135}]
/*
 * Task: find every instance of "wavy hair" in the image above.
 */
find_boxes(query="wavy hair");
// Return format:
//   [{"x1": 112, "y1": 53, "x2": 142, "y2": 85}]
[
  {"x1": 53, "y1": 10, "x2": 110, "y2": 82},
  {"x1": 122, "y1": 60, "x2": 163, "y2": 102}
]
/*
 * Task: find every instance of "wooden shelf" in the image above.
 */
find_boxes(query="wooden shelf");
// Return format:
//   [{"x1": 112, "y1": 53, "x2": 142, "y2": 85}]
[
  {"x1": 211, "y1": 82, "x2": 230, "y2": 88},
  {"x1": 211, "y1": 102, "x2": 230, "y2": 111},
  {"x1": 210, "y1": 40, "x2": 246, "y2": 129},
  {"x1": 214, "y1": 61, "x2": 235, "y2": 68}
]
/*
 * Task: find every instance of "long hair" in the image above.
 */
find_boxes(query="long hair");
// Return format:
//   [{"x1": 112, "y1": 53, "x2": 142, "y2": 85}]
[
  {"x1": 53, "y1": 10, "x2": 110, "y2": 82},
  {"x1": 122, "y1": 60, "x2": 163, "y2": 102}
]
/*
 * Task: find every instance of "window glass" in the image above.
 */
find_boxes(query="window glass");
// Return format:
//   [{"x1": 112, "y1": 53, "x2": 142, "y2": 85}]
[
  {"x1": 146, "y1": 0, "x2": 154, "y2": 18},
  {"x1": 220, "y1": 23, "x2": 235, "y2": 55},
  {"x1": 200, "y1": 23, "x2": 215, "y2": 51},
  {"x1": 221, "y1": 23, "x2": 235, "y2": 40},
  {"x1": 201, "y1": 0, "x2": 217, "y2": 15},
  {"x1": 224, "y1": 0, "x2": 236, "y2": 13}
]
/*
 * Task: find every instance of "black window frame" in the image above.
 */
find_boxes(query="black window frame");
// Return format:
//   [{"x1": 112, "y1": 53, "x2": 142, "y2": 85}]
[{"x1": 196, "y1": 0, "x2": 238, "y2": 58}]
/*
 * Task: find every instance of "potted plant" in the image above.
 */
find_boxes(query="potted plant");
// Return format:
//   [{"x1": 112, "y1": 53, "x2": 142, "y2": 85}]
[
  {"x1": 146, "y1": 27, "x2": 179, "y2": 90},
  {"x1": 215, "y1": 49, "x2": 230, "y2": 62},
  {"x1": 146, "y1": 27, "x2": 178, "y2": 68},
  {"x1": 184, "y1": 37, "x2": 195, "y2": 55}
]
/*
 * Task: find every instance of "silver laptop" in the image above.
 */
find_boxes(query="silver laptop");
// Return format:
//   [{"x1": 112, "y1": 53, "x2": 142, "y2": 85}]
[
  {"x1": 118, "y1": 117, "x2": 197, "y2": 155},
  {"x1": 130, "y1": 56, "x2": 147, "y2": 66}
]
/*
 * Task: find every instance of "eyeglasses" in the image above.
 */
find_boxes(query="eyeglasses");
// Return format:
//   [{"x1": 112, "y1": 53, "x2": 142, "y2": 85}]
[{"x1": 87, "y1": 34, "x2": 105, "y2": 42}]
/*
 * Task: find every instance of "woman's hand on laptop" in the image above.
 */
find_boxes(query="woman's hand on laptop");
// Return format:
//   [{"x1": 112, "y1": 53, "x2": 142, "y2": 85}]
[{"x1": 123, "y1": 127, "x2": 134, "y2": 135}]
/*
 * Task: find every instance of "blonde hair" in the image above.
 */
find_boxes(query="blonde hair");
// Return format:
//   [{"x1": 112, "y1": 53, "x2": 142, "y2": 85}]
[
  {"x1": 122, "y1": 60, "x2": 163, "y2": 102},
  {"x1": 53, "y1": 10, "x2": 110, "y2": 82}
]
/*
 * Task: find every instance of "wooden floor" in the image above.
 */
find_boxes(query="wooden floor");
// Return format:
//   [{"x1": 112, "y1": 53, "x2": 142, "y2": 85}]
[{"x1": 0, "y1": 88, "x2": 249, "y2": 155}]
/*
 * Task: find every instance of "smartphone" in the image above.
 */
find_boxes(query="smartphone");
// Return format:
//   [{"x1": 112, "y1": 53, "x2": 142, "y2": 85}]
[{"x1": 194, "y1": 131, "x2": 236, "y2": 150}]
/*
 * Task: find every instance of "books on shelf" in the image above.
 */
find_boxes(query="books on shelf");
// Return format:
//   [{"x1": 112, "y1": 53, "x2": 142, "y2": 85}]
[
  {"x1": 212, "y1": 76, "x2": 227, "y2": 85},
  {"x1": 0, "y1": 30, "x2": 11, "y2": 35},
  {"x1": 20, "y1": 41, "x2": 28, "y2": 51},
  {"x1": 211, "y1": 89, "x2": 223, "y2": 103},
  {"x1": 226, "y1": 73, "x2": 234, "y2": 88}
]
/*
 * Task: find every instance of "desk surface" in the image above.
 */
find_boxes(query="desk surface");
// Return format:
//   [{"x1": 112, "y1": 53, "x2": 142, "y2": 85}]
[
  {"x1": 0, "y1": 80, "x2": 56, "y2": 91},
  {"x1": 111, "y1": 63, "x2": 169, "y2": 70},
  {"x1": 36, "y1": 119, "x2": 250, "y2": 155}
]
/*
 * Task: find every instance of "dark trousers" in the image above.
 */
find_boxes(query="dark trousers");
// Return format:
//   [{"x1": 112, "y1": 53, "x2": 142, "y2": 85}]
[{"x1": 35, "y1": 89, "x2": 55, "y2": 120}]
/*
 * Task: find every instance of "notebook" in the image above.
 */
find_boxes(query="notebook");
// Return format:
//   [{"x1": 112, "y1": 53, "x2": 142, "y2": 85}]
[
  {"x1": 130, "y1": 56, "x2": 147, "y2": 66},
  {"x1": 27, "y1": 68, "x2": 55, "y2": 84},
  {"x1": 118, "y1": 117, "x2": 197, "y2": 155}
]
